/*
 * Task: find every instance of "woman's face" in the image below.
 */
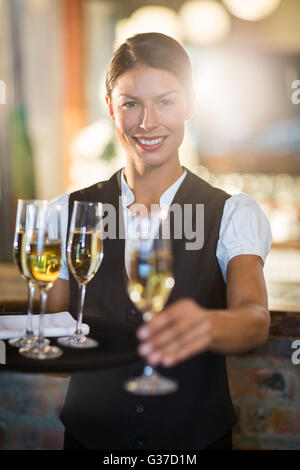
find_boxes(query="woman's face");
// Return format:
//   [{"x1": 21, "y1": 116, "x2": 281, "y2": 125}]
[{"x1": 106, "y1": 66, "x2": 192, "y2": 168}]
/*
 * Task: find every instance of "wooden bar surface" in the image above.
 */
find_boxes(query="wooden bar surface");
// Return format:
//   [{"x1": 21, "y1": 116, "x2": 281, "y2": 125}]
[{"x1": 0, "y1": 263, "x2": 300, "y2": 337}]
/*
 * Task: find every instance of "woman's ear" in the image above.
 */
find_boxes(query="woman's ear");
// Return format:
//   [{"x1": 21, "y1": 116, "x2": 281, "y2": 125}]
[{"x1": 105, "y1": 95, "x2": 115, "y2": 121}]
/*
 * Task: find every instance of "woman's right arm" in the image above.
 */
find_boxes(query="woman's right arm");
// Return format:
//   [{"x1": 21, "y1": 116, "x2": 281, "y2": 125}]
[{"x1": 47, "y1": 278, "x2": 70, "y2": 313}]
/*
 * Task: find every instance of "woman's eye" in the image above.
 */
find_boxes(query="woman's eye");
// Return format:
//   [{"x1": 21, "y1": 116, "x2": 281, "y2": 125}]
[
  {"x1": 122, "y1": 102, "x2": 136, "y2": 108},
  {"x1": 160, "y1": 99, "x2": 173, "y2": 106}
]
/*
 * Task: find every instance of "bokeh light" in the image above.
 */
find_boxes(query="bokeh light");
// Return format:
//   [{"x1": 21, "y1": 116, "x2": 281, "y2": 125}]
[
  {"x1": 114, "y1": 6, "x2": 182, "y2": 49},
  {"x1": 179, "y1": 1, "x2": 231, "y2": 45},
  {"x1": 222, "y1": 0, "x2": 282, "y2": 21}
]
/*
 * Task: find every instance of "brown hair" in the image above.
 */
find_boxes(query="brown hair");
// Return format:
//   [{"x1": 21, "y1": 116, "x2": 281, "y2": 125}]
[{"x1": 105, "y1": 32, "x2": 194, "y2": 101}]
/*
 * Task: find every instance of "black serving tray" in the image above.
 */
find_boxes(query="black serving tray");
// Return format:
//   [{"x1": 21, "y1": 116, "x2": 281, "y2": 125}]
[{"x1": 1, "y1": 312, "x2": 139, "y2": 374}]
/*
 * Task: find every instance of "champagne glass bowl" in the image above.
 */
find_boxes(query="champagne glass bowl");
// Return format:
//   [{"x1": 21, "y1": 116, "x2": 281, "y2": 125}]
[
  {"x1": 57, "y1": 201, "x2": 103, "y2": 349},
  {"x1": 124, "y1": 212, "x2": 178, "y2": 395},
  {"x1": 19, "y1": 202, "x2": 63, "y2": 360}
]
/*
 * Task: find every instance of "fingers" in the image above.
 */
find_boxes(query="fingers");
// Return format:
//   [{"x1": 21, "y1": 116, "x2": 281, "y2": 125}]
[
  {"x1": 137, "y1": 300, "x2": 186, "y2": 341},
  {"x1": 139, "y1": 309, "x2": 197, "y2": 353},
  {"x1": 136, "y1": 299, "x2": 213, "y2": 367},
  {"x1": 142, "y1": 318, "x2": 212, "y2": 367},
  {"x1": 159, "y1": 327, "x2": 212, "y2": 367}
]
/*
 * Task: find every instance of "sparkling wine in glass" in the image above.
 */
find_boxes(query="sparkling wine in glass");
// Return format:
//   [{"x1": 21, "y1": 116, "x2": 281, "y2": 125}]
[
  {"x1": 124, "y1": 212, "x2": 178, "y2": 395},
  {"x1": 9, "y1": 200, "x2": 48, "y2": 349},
  {"x1": 57, "y1": 201, "x2": 103, "y2": 349},
  {"x1": 19, "y1": 203, "x2": 63, "y2": 360}
]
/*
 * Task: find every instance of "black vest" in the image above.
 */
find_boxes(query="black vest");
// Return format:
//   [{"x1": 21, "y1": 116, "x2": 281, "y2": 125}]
[{"x1": 60, "y1": 168, "x2": 237, "y2": 450}]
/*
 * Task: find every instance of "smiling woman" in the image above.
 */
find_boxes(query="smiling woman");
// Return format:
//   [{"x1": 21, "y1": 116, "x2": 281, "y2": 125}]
[
  {"x1": 47, "y1": 32, "x2": 272, "y2": 451},
  {"x1": 104, "y1": 33, "x2": 195, "y2": 209},
  {"x1": 106, "y1": 67, "x2": 191, "y2": 172}
]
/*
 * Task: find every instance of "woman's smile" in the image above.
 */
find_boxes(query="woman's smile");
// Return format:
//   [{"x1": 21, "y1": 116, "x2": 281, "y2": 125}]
[{"x1": 132, "y1": 135, "x2": 168, "y2": 152}]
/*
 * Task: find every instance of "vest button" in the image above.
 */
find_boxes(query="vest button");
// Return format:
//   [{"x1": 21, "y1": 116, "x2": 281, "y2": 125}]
[
  {"x1": 135, "y1": 437, "x2": 145, "y2": 446},
  {"x1": 136, "y1": 403, "x2": 144, "y2": 414},
  {"x1": 130, "y1": 308, "x2": 138, "y2": 316}
]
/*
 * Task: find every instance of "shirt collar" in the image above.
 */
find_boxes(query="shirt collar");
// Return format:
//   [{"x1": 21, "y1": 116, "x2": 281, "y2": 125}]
[{"x1": 120, "y1": 168, "x2": 187, "y2": 210}]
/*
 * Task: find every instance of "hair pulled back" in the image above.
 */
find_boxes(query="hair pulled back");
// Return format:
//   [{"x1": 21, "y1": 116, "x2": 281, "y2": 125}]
[{"x1": 105, "y1": 32, "x2": 194, "y2": 101}]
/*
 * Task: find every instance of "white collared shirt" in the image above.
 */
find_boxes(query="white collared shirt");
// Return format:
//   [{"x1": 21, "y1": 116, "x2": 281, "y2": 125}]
[{"x1": 50, "y1": 169, "x2": 272, "y2": 283}]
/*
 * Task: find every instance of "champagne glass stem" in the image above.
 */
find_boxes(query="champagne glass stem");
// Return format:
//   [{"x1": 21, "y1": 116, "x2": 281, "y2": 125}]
[
  {"x1": 38, "y1": 289, "x2": 47, "y2": 344},
  {"x1": 144, "y1": 364, "x2": 154, "y2": 376},
  {"x1": 143, "y1": 364, "x2": 161, "y2": 381},
  {"x1": 25, "y1": 281, "x2": 35, "y2": 338},
  {"x1": 75, "y1": 283, "x2": 86, "y2": 336},
  {"x1": 57, "y1": 281, "x2": 98, "y2": 348},
  {"x1": 142, "y1": 316, "x2": 160, "y2": 379}
]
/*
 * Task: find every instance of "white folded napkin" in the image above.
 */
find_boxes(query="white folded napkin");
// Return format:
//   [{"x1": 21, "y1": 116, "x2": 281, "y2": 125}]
[{"x1": 0, "y1": 311, "x2": 89, "y2": 340}]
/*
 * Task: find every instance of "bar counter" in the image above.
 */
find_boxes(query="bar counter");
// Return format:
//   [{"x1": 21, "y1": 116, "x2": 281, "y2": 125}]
[{"x1": 0, "y1": 255, "x2": 299, "y2": 450}]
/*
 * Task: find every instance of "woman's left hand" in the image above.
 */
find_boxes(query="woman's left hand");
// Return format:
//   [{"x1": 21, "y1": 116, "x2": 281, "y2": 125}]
[
  {"x1": 136, "y1": 298, "x2": 214, "y2": 367},
  {"x1": 136, "y1": 255, "x2": 271, "y2": 366}
]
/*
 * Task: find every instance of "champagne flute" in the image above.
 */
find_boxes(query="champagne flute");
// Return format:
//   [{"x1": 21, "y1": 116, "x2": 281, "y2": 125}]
[
  {"x1": 9, "y1": 200, "x2": 49, "y2": 348},
  {"x1": 57, "y1": 201, "x2": 103, "y2": 348},
  {"x1": 124, "y1": 212, "x2": 178, "y2": 395},
  {"x1": 19, "y1": 202, "x2": 63, "y2": 359}
]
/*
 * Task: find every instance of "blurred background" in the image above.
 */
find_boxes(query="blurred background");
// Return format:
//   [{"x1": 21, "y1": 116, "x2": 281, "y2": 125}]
[
  {"x1": 0, "y1": 0, "x2": 300, "y2": 451},
  {"x1": 1, "y1": 0, "x2": 300, "y2": 308}
]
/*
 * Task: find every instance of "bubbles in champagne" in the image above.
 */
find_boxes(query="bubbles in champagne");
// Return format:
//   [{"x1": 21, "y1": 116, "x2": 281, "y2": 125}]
[
  {"x1": 26, "y1": 239, "x2": 62, "y2": 289},
  {"x1": 128, "y1": 248, "x2": 174, "y2": 316},
  {"x1": 68, "y1": 229, "x2": 103, "y2": 285}
]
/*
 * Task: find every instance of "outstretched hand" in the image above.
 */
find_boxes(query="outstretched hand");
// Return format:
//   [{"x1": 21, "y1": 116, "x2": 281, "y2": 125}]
[{"x1": 136, "y1": 299, "x2": 214, "y2": 367}]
